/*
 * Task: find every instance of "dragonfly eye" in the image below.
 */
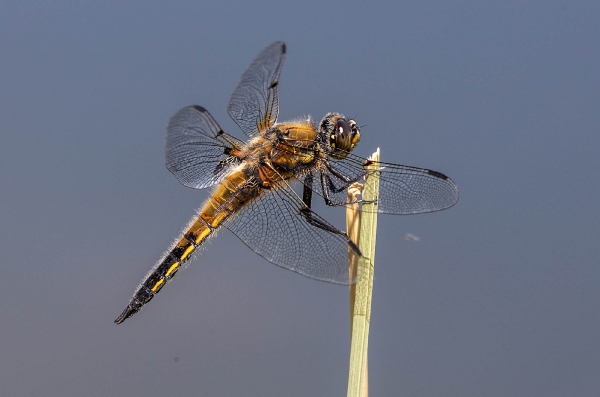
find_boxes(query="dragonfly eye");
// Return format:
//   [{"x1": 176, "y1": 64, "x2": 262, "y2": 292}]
[
  {"x1": 336, "y1": 119, "x2": 351, "y2": 140},
  {"x1": 321, "y1": 113, "x2": 361, "y2": 159},
  {"x1": 332, "y1": 118, "x2": 360, "y2": 154}
]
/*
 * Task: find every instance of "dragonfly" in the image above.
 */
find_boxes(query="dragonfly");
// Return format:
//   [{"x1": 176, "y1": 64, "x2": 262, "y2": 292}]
[{"x1": 115, "y1": 41, "x2": 458, "y2": 324}]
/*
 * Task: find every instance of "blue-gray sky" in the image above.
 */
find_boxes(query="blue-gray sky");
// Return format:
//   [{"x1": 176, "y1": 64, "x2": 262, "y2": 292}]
[{"x1": 1, "y1": 1, "x2": 599, "y2": 396}]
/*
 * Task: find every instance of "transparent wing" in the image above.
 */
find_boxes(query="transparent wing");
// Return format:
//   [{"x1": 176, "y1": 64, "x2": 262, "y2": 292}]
[
  {"x1": 306, "y1": 152, "x2": 459, "y2": 215},
  {"x1": 227, "y1": 41, "x2": 286, "y2": 137},
  {"x1": 166, "y1": 105, "x2": 247, "y2": 189},
  {"x1": 223, "y1": 181, "x2": 362, "y2": 285}
]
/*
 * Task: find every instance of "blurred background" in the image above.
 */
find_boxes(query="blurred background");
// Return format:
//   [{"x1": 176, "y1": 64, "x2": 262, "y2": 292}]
[{"x1": 1, "y1": 1, "x2": 598, "y2": 396}]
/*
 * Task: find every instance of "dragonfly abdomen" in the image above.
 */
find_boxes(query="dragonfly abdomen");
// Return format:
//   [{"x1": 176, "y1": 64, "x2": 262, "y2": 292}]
[{"x1": 115, "y1": 168, "x2": 259, "y2": 324}]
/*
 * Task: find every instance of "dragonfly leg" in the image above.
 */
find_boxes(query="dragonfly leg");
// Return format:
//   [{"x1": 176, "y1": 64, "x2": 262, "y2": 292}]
[
  {"x1": 299, "y1": 207, "x2": 361, "y2": 256},
  {"x1": 320, "y1": 173, "x2": 344, "y2": 206},
  {"x1": 325, "y1": 163, "x2": 367, "y2": 188},
  {"x1": 319, "y1": 172, "x2": 366, "y2": 206},
  {"x1": 302, "y1": 173, "x2": 314, "y2": 208}
]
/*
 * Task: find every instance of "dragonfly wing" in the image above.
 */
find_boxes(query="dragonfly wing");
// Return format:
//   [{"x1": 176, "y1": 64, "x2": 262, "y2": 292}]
[
  {"x1": 227, "y1": 41, "x2": 286, "y2": 137},
  {"x1": 166, "y1": 105, "x2": 246, "y2": 189},
  {"x1": 307, "y1": 152, "x2": 459, "y2": 215},
  {"x1": 223, "y1": 181, "x2": 362, "y2": 284}
]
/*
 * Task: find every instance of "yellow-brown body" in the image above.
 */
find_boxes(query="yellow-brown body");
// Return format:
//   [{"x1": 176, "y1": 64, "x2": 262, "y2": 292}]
[
  {"x1": 115, "y1": 120, "x2": 320, "y2": 323},
  {"x1": 115, "y1": 40, "x2": 456, "y2": 326}
]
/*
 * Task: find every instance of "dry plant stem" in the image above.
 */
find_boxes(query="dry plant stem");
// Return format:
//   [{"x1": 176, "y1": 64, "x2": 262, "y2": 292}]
[
  {"x1": 347, "y1": 149, "x2": 380, "y2": 397},
  {"x1": 347, "y1": 182, "x2": 363, "y2": 329}
]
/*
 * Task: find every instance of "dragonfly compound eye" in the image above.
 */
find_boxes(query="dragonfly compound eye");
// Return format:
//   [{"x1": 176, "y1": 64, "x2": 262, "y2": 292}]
[{"x1": 331, "y1": 118, "x2": 360, "y2": 159}]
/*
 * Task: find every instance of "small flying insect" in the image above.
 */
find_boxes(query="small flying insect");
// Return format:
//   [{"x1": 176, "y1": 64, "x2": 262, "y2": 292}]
[{"x1": 115, "y1": 42, "x2": 458, "y2": 324}]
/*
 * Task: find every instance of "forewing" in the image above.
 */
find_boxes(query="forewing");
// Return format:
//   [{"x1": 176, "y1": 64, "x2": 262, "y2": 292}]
[
  {"x1": 166, "y1": 105, "x2": 246, "y2": 189},
  {"x1": 309, "y1": 152, "x2": 459, "y2": 215},
  {"x1": 227, "y1": 41, "x2": 286, "y2": 137},
  {"x1": 223, "y1": 182, "x2": 362, "y2": 284}
]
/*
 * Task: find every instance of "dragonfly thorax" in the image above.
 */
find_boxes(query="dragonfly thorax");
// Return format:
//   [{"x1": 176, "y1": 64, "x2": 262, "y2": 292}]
[
  {"x1": 320, "y1": 113, "x2": 361, "y2": 160},
  {"x1": 267, "y1": 120, "x2": 319, "y2": 172}
]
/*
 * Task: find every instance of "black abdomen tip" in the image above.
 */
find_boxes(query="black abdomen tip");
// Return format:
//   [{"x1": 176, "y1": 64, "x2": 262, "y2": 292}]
[
  {"x1": 114, "y1": 306, "x2": 134, "y2": 324},
  {"x1": 115, "y1": 286, "x2": 155, "y2": 324},
  {"x1": 114, "y1": 300, "x2": 145, "y2": 324}
]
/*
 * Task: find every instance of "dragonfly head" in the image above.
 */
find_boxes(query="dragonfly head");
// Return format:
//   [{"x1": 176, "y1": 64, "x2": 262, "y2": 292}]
[{"x1": 320, "y1": 113, "x2": 361, "y2": 160}]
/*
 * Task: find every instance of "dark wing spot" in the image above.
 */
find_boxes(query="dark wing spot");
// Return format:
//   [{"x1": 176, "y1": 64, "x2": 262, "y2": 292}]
[
  {"x1": 427, "y1": 170, "x2": 448, "y2": 180},
  {"x1": 269, "y1": 81, "x2": 278, "y2": 89},
  {"x1": 192, "y1": 105, "x2": 207, "y2": 112},
  {"x1": 217, "y1": 129, "x2": 225, "y2": 135},
  {"x1": 281, "y1": 43, "x2": 287, "y2": 54}
]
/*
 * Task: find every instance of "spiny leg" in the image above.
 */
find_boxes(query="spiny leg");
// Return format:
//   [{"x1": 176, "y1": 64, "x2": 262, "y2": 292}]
[
  {"x1": 319, "y1": 172, "x2": 363, "y2": 206},
  {"x1": 321, "y1": 164, "x2": 376, "y2": 206},
  {"x1": 302, "y1": 173, "x2": 314, "y2": 208},
  {"x1": 303, "y1": 173, "x2": 360, "y2": 255},
  {"x1": 299, "y1": 206, "x2": 361, "y2": 256}
]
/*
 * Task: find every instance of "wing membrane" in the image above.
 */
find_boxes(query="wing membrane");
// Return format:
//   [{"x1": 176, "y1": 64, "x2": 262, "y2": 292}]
[
  {"x1": 307, "y1": 151, "x2": 459, "y2": 215},
  {"x1": 227, "y1": 41, "x2": 286, "y2": 137},
  {"x1": 166, "y1": 105, "x2": 246, "y2": 189},
  {"x1": 223, "y1": 181, "x2": 362, "y2": 285}
]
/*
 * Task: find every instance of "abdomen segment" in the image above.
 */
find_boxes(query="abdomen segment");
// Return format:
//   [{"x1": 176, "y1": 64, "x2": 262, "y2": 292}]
[{"x1": 115, "y1": 169, "x2": 257, "y2": 324}]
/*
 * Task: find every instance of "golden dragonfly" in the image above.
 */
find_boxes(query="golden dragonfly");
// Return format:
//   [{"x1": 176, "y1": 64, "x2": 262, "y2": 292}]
[{"x1": 115, "y1": 42, "x2": 458, "y2": 324}]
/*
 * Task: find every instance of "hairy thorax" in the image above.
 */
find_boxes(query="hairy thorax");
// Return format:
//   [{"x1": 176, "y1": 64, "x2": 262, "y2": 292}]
[{"x1": 240, "y1": 118, "x2": 323, "y2": 188}]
